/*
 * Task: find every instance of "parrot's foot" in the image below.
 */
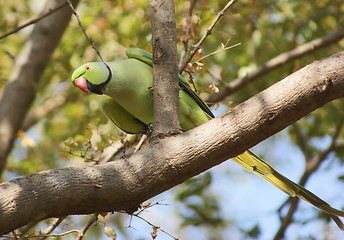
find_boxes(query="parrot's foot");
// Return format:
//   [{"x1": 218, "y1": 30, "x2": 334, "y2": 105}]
[{"x1": 147, "y1": 123, "x2": 153, "y2": 133}]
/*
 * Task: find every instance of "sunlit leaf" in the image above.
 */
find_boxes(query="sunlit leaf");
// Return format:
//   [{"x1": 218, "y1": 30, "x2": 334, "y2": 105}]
[
  {"x1": 104, "y1": 224, "x2": 117, "y2": 240},
  {"x1": 17, "y1": 130, "x2": 36, "y2": 148}
]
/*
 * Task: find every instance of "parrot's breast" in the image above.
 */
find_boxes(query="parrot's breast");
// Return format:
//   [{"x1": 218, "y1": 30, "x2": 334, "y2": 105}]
[{"x1": 104, "y1": 59, "x2": 155, "y2": 125}]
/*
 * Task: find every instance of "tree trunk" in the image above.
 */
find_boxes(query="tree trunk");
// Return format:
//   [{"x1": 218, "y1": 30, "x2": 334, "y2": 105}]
[
  {"x1": 150, "y1": 0, "x2": 181, "y2": 137},
  {"x1": 0, "y1": 0, "x2": 80, "y2": 175}
]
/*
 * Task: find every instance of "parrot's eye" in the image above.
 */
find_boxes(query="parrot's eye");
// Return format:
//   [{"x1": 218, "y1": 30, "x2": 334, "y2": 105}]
[{"x1": 85, "y1": 66, "x2": 91, "y2": 71}]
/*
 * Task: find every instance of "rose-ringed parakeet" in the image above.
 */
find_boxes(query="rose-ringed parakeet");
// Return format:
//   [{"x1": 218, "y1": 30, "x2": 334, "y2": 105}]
[{"x1": 71, "y1": 48, "x2": 344, "y2": 229}]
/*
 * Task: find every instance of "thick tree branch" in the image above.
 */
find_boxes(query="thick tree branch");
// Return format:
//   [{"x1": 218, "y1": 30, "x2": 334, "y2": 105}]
[
  {"x1": 0, "y1": 51, "x2": 344, "y2": 234},
  {"x1": 0, "y1": 0, "x2": 80, "y2": 175},
  {"x1": 150, "y1": 0, "x2": 180, "y2": 136},
  {"x1": 207, "y1": 27, "x2": 344, "y2": 103}
]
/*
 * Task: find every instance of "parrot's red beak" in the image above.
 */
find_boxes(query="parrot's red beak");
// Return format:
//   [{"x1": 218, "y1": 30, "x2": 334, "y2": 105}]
[{"x1": 74, "y1": 77, "x2": 89, "y2": 93}]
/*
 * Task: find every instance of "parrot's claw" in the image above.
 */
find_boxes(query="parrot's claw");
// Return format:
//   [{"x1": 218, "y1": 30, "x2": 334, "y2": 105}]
[{"x1": 147, "y1": 123, "x2": 153, "y2": 134}]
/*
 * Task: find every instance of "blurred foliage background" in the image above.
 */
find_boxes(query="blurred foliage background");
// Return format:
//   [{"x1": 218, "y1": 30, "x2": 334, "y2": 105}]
[{"x1": 1, "y1": 0, "x2": 344, "y2": 239}]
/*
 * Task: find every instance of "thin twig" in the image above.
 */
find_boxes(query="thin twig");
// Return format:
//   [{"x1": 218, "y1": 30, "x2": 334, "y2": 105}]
[
  {"x1": 0, "y1": 2, "x2": 68, "y2": 40},
  {"x1": 184, "y1": 0, "x2": 198, "y2": 48},
  {"x1": 67, "y1": 0, "x2": 106, "y2": 63},
  {"x1": 133, "y1": 134, "x2": 148, "y2": 153},
  {"x1": 127, "y1": 201, "x2": 175, "y2": 239},
  {"x1": 40, "y1": 230, "x2": 80, "y2": 238},
  {"x1": 133, "y1": 215, "x2": 179, "y2": 240},
  {"x1": 102, "y1": 134, "x2": 138, "y2": 163},
  {"x1": 1, "y1": 230, "x2": 79, "y2": 239},
  {"x1": 178, "y1": 0, "x2": 198, "y2": 69},
  {"x1": 76, "y1": 213, "x2": 99, "y2": 240},
  {"x1": 2, "y1": 48, "x2": 15, "y2": 61},
  {"x1": 183, "y1": 69, "x2": 198, "y2": 92},
  {"x1": 37, "y1": 217, "x2": 67, "y2": 240},
  {"x1": 179, "y1": 0, "x2": 238, "y2": 73},
  {"x1": 195, "y1": 43, "x2": 241, "y2": 62},
  {"x1": 136, "y1": 200, "x2": 169, "y2": 216}
]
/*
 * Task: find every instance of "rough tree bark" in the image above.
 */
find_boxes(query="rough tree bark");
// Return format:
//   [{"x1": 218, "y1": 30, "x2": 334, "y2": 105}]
[
  {"x1": 0, "y1": 0, "x2": 80, "y2": 175},
  {"x1": 0, "y1": 51, "x2": 343, "y2": 234},
  {"x1": 150, "y1": 0, "x2": 181, "y2": 136}
]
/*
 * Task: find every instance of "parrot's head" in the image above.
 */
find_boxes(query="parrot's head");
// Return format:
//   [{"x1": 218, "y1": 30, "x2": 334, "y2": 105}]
[{"x1": 71, "y1": 62, "x2": 112, "y2": 95}]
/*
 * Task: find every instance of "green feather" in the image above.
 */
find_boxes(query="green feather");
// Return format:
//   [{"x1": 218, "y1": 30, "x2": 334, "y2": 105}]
[
  {"x1": 101, "y1": 96, "x2": 148, "y2": 134},
  {"x1": 126, "y1": 48, "x2": 215, "y2": 118}
]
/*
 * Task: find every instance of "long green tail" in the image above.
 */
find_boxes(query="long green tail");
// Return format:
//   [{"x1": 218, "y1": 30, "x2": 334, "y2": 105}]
[{"x1": 233, "y1": 150, "x2": 344, "y2": 230}]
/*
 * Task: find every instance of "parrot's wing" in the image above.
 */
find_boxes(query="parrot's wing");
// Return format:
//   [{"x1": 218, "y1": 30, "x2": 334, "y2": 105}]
[
  {"x1": 126, "y1": 48, "x2": 153, "y2": 66},
  {"x1": 101, "y1": 96, "x2": 148, "y2": 134},
  {"x1": 233, "y1": 150, "x2": 344, "y2": 230},
  {"x1": 177, "y1": 74, "x2": 215, "y2": 118},
  {"x1": 126, "y1": 48, "x2": 215, "y2": 118}
]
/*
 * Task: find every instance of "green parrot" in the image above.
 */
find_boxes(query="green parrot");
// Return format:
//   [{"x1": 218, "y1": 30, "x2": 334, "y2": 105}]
[{"x1": 71, "y1": 48, "x2": 344, "y2": 229}]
